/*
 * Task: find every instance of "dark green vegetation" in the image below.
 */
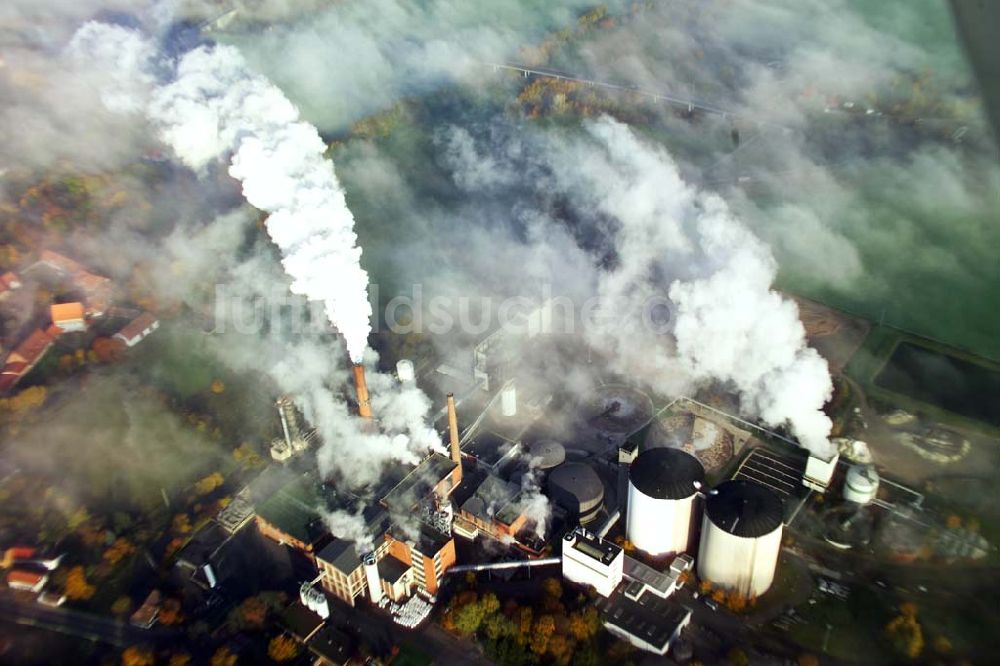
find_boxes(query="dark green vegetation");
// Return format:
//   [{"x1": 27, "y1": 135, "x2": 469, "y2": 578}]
[
  {"x1": 875, "y1": 342, "x2": 1000, "y2": 427},
  {"x1": 846, "y1": 324, "x2": 1000, "y2": 435}
]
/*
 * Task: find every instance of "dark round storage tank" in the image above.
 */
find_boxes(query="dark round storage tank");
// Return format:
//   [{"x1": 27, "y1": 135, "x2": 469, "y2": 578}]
[
  {"x1": 527, "y1": 440, "x2": 566, "y2": 471},
  {"x1": 546, "y1": 462, "x2": 604, "y2": 524},
  {"x1": 629, "y1": 448, "x2": 705, "y2": 500},
  {"x1": 704, "y1": 479, "x2": 784, "y2": 538}
]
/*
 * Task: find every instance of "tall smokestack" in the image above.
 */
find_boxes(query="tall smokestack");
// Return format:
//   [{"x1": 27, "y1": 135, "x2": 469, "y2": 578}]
[
  {"x1": 353, "y1": 363, "x2": 372, "y2": 419},
  {"x1": 446, "y1": 393, "x2": 461, "y2": 465}
]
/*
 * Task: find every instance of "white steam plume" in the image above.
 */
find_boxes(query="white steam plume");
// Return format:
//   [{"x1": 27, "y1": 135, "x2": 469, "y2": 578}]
[
  {"x1": 147, "y1": 43, "x2": 373, "y2": 362},
  {"x1": 554, "y1": 117, "x2": 834, "y2": 456}
]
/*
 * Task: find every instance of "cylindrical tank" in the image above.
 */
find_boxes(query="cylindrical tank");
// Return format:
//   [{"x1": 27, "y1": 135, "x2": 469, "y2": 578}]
[
  {"x1": 396, "y1": 359, "x2": 415, "y2": 386},
  {"x1": 844, "y1": 464, "x2": 879, "y2": 504},
  {"x1": 501, "y1": 383, "x2": 517, "y2": 417},
  {"x1": 697, "y1": 480, "x2": 783, "y2": 597},
  {"x1": 626, "y1": 448, "x2": 705, "y2": 556},
  {"x1": 527, "y1": 440, "x2": 565, "y2": 471},
  {"x1": 363, "y1": 553, "x2": 383, "y2": 604},
  {"x1": 547, "y1": 463, "x2": 604, "y2": 524}
]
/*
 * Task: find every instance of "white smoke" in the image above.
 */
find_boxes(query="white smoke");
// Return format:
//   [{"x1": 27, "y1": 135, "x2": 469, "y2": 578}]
[
  {"x1": 552, "y1": 117, "x2": 834, "y2": 456},
  {"x1": 324, "y1": 507, "x2": 375, "y2": 554},
  {"x1": 146, "y1": 43, "x2": 372, "y2": 362},
  {"x1": 66, "y1": 21, "x2": 156, "y2": 114},
  {"x1": 68, "y1": 21, "x2": 440, "y2": 486},
  {"x1": 516, "y1": 465, "x2": 551, "y2": 539}
]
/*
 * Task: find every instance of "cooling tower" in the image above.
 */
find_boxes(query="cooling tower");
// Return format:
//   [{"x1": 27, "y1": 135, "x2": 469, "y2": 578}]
[{"x1": 626, "y1": 448, "x2": 705, "y2": 556}]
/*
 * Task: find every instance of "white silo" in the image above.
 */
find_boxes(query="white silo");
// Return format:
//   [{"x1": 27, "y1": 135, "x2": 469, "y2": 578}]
[
  {"x1": 501, "y1": 383, "x2": 517, "y2": 417},
  {"x1": 843, "y1": 464, "x2": 879, "y2": 504},
  {"x1": 363, "y1": 553, "x2": 383, "y2": 604},
  {"x1": 626, "y1": 448, "x2": 705, "y2": 556},
  {"x1": 697, "y1": 480, "x2": 783, "y2": 597}
]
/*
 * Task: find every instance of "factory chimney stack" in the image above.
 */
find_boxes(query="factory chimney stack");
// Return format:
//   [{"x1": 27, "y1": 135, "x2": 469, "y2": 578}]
[
  {"x1": 353, "y1": 363, "x2": 372, "y2": 419},
  {"x1": 447, "y1": 393, "x2": 461, "y2": 465}
]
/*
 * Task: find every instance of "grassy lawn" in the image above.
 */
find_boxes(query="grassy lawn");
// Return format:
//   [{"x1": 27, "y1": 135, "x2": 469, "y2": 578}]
[
  {"x1": 126, "y1": 322, "x2": 219, "y2": 398},
  {"x1": 391, "y1": 643, "x2": 433, "y2": 666},
  {"x1": 786, "y1": 587, "x2": 893, "y2": 664}
]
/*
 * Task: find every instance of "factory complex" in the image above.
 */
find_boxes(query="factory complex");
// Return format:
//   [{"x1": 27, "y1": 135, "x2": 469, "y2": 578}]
[{"x1": 230, "y1": 313, "x2": 861, "y2": 656}]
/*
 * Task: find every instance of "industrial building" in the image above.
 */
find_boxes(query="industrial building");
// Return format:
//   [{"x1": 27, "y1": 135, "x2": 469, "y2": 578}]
[
  {"x1": 697, "y1": 480, "x2": 784, "y2": 597},
  {"x1": 561, "y1": 528, "x2": 623, "y2": 597},
  {"x1": 626, "y1": 448, "x2": 705, "y2": 556}
]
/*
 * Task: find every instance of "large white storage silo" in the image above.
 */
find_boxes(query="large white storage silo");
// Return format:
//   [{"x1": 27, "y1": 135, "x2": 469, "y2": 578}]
[
  {"x1": 626, "y1": 448, "x2": 705, "y2": 556},
  {"x1": 697, "y1": 480, "x2": 783, "y2": 597}
]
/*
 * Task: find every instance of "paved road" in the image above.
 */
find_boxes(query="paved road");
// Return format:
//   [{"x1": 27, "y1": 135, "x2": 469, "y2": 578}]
[{"x1": 0, "y1": 591, "x2": 181, "y2": 648}]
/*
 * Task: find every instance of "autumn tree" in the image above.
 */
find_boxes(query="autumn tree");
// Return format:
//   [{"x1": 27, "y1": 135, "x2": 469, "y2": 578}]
[
  {"x1": 111, "y1": 596, "x2": 132, "y2": 617},
  {"x1": 0, "y1": 386, "x2": 47, "y2": 413},
  {"x1": 483, "y1": 612, "x2": 515, "y2": 641},
  {"x1": 542, "y1": 577, "x2": 563, "y2": 600},
  {"x1": 530, "y1": 615, "x2": 556, "y2": 655},
  {"x1": 194, "y1": 472, "x2": 224, "y2": 496},
  {"x1": 480, "y1": 592, "x2": 500, "y2": 615},
  {"x1": 569, "y1": 606, "x2": 601, "y2": 641},
  {"x1": 232, "y1": 595, "x2": 269, "y2": 630},
  {"x1": 104, "y1": 537, "x2": 137, "y2": 565},
  {"x1": 64, "y1": 565, "x2": 95, "y2": 600},
  {"x1": 168, "y1": 654, "x2": 192, "y2": 666},
  {"x1": 885, "y1": 603, "x2": 924, "y2": 659},
  {"x1": 210, "y1": 647, "x2": 238, "y2": 666},
  {"x1": 268, "y1": 635, "x2": 299, "y2": 662},
  {"x1": 159, "y1": 598, "x2": 184, "y2": 626},
  {"x1": 121, "y1": 646, "x2": 154, "y2": 666},
  {"x1": 548, "y1": 633, "x2": 572, "y2": 664},
  {"x1": 515, "y1": 607, "x2": 534, "y2": 646},
  {"x1": 171, "y1": 513, "x2": 192, "y2": 535},
  {"x1": 454, "y1": 600, "x2": 488, "y2": 635},
  {"x1": 92, "y1": 337, "x2": 126, "y2": 363},
  {"x1": 728, "y1": 647, "x2": 750, "y2": 666}
]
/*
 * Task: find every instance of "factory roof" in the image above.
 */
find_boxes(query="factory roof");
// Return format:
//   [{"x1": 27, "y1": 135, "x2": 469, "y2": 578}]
[
  {"x1": 386, "y1": 523, "x2": 452, "y2": 558},
  {"x1": 281, "y1": 602, "x2": 324, "y2": 642},
  {"x1": 381, "y1": 454, "x2": 457, "y2": 511},
  {"x1": 459, "y1": 473, "x2": 518, "y2": 522},
  {"x1": 377, "y1": 555, "x2": 411, "y2": 584},
  {"x1": 569, "y1": 530, "x2": 621, "y2": 565},
  {"x1": 705, "y1": 480, "x2": 784, "y2": 538},
  {"x1": 254, "y1": 478, "x2": 327, "y2": 546},
  {"x1": 464, "y1": 431, "x2": 519, "y2": 470},
  {"x1": 629, "y1": 448, "x2": 704, "y2": 500},
  {"x1": 600, "y1": 590, "x2": 690, "y2": 653},
  {"x1": 309, "y1": 626, "x2": 354, "y2": 666},
  {"x1": 317, "y1": 538, "x2": 362, "y2": 574}
]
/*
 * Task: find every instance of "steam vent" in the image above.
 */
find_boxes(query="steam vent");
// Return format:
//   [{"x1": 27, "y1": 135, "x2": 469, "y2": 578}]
[
  {"x1": 626, "y1": 448, "x2": 705, "y2": 556},
  {"x1": 697, "y1": 480, "x2": 784, "y2": 597}
]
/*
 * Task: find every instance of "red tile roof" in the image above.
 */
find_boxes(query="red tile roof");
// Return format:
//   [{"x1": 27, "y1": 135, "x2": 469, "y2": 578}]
[
  {"x1": 7, "y1": 569, "x2": 46, "y2": 586},
  {"x1": 0, "y1": 328, "x2": 54, "y2": 393},
  {"x1": 116, "y1": 312, "x2": 158, "y2": 342}
]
